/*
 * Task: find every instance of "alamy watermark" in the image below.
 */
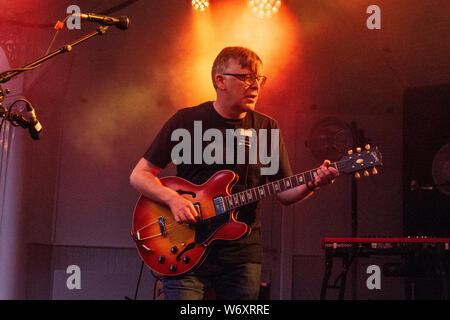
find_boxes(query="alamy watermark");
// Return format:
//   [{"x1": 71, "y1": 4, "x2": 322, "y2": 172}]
[
  {"x1": 366, "y1": 5, "x2": 381, "y2": 30},
  {"x1": 366, "y1": 264, "x2": 381, "y2": 290},
  {"x1": 171, "y1": 121, "x2": 280, "y2": 176},
  {"x1": 65, "y1": 4, "x2": 380, "y2": 30},
  {"x1": 66, "y1": 265, "x2": 81, "y2": 290},
  {"x1": 66, "y1": 5, "x2": 82, "y2": 30}
]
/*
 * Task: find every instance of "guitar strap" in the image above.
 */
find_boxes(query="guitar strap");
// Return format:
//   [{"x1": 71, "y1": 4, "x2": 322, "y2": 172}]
[
  {"x1": 236, "y1": 114, "x2": 257, "y2": 191},
  {"x1": 232, "y1": 134, "x2": 262, "y2": 230},
  {"x1": 233, "y1": 132, "x2": 251, "y2": 193},
  {"x1": 225, "y1": 114, "x2": 255, "y2": 193}
]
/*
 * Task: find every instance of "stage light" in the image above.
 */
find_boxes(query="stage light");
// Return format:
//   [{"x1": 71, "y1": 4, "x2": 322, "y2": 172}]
[
  {"x1": 249, "y1": 0, "x2": 282, "y2": 19},
  {"x1": 192, "y1": 0, "x2": 210, "y2": 11}
]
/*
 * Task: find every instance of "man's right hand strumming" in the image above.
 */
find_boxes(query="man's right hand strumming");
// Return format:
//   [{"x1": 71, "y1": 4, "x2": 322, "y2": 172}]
[
  {"x1": 166, "y1": 193, "x2": 200, "y2": 224},
  {"x1": 130, "y1": 158, "x2": 200, "y2": 225}
]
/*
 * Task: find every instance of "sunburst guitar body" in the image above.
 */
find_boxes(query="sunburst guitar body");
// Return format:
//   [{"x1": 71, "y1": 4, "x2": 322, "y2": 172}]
[{"x1": 131, "y1": 146, "x2": 383, "y2": 276}]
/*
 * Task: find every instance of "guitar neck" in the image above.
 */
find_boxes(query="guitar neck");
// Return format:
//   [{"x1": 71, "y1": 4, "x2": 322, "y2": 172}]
[{"x1": 223, "y1": 162, "x2": 339, "y2": 211}]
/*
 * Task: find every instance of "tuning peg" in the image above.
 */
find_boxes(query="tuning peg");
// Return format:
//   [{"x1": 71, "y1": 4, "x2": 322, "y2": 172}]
[
  {"x1": 356, "y1": 147, "x2": 362, "y2": 153},
  {"x1": 347, "y1": 149, "x2": 353, "y2": 155},
  {"x1": 372, "y1": 167, "x2": 378, "y2": 175},
  {"x1": 363, "y1": 170, "x2": 370, "y2": 177},
  {"x1": 365, "y1": 144, "x2": 371, "y2": 150},
  {"x1": 355, "y1": 172, "x2": 361, "y2": 179}
]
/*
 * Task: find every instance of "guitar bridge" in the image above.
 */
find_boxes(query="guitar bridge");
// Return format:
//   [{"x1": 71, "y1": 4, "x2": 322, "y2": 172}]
[{"x1": 158, "y1": 216, "x2": 166, "y2": 237}]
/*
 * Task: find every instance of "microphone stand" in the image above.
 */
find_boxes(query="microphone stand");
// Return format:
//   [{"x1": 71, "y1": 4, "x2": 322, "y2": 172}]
[
  {"x1": 349, "y1": 121, "x2": 371, "y2": 300},
  {"x1": 0, "y1": 25, "x2": 109, "y2": 84},
  {"x1": 0, "y1": 25, "x2": 110, "y2": 137}
]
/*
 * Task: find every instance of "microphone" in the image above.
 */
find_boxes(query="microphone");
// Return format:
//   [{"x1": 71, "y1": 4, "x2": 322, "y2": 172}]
[
  {"x1": 4, "y1": 98, "x2": 42, "y2": 140},
  {"x1": 25, "y1": 104, "x2": 43, "y2": 140},
  {"x1": 77, "y1": 13, "x2": 130, "y2": 30}
]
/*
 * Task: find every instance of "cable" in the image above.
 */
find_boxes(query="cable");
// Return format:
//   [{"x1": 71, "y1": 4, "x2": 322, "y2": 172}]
[
  {"x1": 8, "y1": 99, "x2": 32, "y2": 127},
  {"x1": 133, "y1": 260, "x2": 144, "y2": 300},
  {"x1": 1, "y1": 65, "x2": 42, "y2": 73},
  {"x1": 151, "y1": 269, "x2": 163, "y2": 300},
  {"x1": 0, "y1": 99, "x2": 33, "y2": 135},
  {"x1": 44, "y1": 15, "x2": 71, "y2": 55},
  {"x1": 124, "y1": 260, "x2": 149, "y2": 300},
  {"x1": 0, "y1": 65, "x2": 43, "y2": 84}
]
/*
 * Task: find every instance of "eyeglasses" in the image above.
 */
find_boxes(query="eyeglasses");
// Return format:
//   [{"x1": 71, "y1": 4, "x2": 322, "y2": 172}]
[{"x1": 221, "y1": 73, "x2": 267, "y2": 87}]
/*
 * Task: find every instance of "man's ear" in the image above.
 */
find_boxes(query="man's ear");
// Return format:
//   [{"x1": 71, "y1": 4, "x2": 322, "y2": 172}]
[{"x1": 215, "y1": 74, "x2": 226, "y2": 90}]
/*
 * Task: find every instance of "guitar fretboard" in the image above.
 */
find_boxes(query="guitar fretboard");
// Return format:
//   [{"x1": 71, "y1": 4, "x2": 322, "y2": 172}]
[{"x1": 223, "y1": 163, "x2": 339, "y2": 211}]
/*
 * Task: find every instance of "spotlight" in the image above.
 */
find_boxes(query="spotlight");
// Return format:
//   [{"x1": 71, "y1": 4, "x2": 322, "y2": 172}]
[
  {"x1": 192, "y1": 0, "x2": 210, "y2": 11},
  {"x1": 249, "y1": 0, "x2": 282, "y2": 19}
]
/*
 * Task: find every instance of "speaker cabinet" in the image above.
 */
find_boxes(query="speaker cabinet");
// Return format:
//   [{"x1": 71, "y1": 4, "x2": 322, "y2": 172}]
[
  {"x1": 403, "y1": 84, "x2": 450, "y2": 300},
  {"x1": 403, "y1": 84, "x2": 450, "y2": 237}
]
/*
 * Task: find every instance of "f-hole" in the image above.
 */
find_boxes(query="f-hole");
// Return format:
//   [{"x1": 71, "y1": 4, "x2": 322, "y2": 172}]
[{"x1": 176, "y1": 189, "x2": 196, "y2": 198}]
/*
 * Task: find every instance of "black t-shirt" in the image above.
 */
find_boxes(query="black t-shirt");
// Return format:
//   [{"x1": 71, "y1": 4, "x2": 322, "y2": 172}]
[{"x1": 143, "y1": 101, "x2": 292, "y2": 263}]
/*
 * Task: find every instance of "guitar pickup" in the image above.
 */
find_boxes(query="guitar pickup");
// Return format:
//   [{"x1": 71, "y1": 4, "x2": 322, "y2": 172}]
[{"x1": 213, "y1": 196, "x2": 226, "y2": 215}]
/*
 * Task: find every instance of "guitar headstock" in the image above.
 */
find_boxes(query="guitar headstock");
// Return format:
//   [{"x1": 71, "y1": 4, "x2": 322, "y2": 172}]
[{"x1": 337, "y1": 145, "x2": 383, "y2": 177}]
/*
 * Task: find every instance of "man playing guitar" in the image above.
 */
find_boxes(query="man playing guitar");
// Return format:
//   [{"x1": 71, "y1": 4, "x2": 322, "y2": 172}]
[{"x1": 130, "y1": 46, "x2": 339, "y2": 300}]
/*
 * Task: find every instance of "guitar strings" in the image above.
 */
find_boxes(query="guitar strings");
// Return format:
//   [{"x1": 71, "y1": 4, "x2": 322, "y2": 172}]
[{"x1": 136, "y1": 221, "x2": 193, "y2": 241}]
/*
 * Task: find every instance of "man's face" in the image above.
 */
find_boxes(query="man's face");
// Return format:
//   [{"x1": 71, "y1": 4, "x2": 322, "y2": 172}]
[{"x1": 219, "y1": 58, "x2": 264, "y2": 114}]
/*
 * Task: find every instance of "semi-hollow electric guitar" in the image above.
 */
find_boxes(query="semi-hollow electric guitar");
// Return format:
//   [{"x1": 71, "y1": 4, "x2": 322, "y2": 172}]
[{"x1": 131, "y1": 145, "x2": 382, "y2": 276}]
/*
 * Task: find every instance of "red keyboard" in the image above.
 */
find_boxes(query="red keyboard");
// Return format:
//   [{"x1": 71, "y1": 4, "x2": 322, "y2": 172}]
[{"x1": 322, "y1": 237, "x2": 450, "y2": 249}]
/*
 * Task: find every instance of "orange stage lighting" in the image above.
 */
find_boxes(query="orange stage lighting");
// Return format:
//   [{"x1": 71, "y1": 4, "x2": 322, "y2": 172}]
[
  {"x1": 163, "y1": 0, "x2": 300, "y2": 109},
  {"x1": 192, "y1": 0, "x2": 210, "y2": 11},
  {"x1": 249, "y1": 0, "x2": 282, "y2": 19}
]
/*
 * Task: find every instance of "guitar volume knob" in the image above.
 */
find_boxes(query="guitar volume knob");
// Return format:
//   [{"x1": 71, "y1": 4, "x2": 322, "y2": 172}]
[
  {"x1": 182, "y1": 256, "x2": 190, "y2": 264},
  {"x1": 158, "y1": 256, "x2": 165, "y2": 264},
  {"x1": 169, "y1": 264, "x2": 177, "y2": 272},
  {"x1": 170, "y1": 246, "x2": 178, "y2": 254}
]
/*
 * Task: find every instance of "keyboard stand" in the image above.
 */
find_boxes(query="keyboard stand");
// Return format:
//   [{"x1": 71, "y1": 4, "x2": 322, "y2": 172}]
[
  {"x1": 320, "y1": 238, "x2": 450, "y2": 300},
  {"x1": 320, "y1": 247, "x2": 360, "y2": 300}
]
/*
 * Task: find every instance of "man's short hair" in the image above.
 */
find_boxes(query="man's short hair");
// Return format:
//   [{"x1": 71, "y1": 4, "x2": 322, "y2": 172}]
[{"x1": 211, "y1": 46, "x2": 263, "y2": 89}]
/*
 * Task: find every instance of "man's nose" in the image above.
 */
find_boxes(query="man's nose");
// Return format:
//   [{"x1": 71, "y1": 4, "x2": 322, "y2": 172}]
[{"x1": 249, "y1": 78, "x2": 260, "y2": 89}]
